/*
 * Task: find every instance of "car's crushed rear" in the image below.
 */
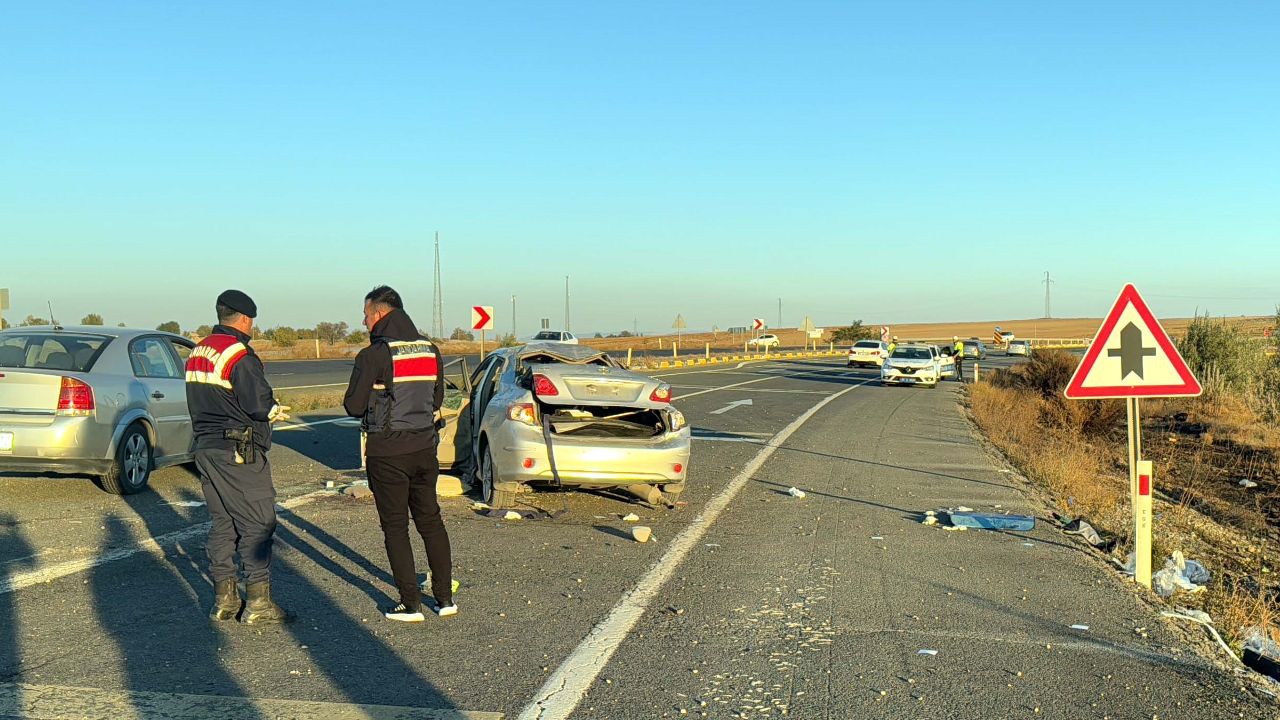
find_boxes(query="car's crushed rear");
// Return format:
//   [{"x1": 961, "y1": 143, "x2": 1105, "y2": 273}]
[{"x1": 491, "y1": 343, "x2": 691, "y2": 491}]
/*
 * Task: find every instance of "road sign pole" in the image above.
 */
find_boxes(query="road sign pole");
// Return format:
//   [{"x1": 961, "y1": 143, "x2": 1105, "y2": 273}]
[
  {"x1": 480, "y1": 329, "x2": 486, "y2": 360},
  {"x1": 1135, "y1": 459, "x2": 1153, "y2": 589}
]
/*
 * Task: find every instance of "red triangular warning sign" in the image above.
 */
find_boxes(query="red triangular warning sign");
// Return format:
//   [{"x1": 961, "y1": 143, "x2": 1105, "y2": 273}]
[{"x1": 1064, "y1": 284, "x2": 1202, "y2": 399}]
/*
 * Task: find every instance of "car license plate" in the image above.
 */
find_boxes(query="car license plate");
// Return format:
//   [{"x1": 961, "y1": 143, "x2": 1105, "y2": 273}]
[
  {"x1": 0, "y1": 432, "x2": 12, "y2": 453},
  {"x1": 900, "y1": 377, "x2": 916, "y2": 383}
]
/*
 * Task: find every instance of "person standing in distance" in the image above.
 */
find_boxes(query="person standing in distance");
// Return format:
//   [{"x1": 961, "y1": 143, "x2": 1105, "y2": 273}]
[
  {"x1": 344, "y1": 286, "x2": 455, "y2": 622},
  {"x1": 185, "y1": 290, "x2": 293, "y2": 624},
  {"x1": 952, "y1": 336, "x2": 966, "y2": 383}
]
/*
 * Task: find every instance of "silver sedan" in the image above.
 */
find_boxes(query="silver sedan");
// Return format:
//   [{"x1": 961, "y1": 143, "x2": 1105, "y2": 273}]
[
  {"x1": 462, "y1": 343, "x2": 691, "y2": 509},
  {"x1": 0, "y1": 325, "x2": 196, "y2": 494}
]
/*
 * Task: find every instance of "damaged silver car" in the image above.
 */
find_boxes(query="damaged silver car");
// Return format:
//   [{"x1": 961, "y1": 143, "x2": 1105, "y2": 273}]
[{"x1": 460, "y1": 342, "x2": 691, "y2": 508}]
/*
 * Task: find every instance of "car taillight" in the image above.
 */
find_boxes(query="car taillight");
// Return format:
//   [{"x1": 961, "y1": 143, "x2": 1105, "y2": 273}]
[
  {"x1": 532, "y1": 374, "x2": 559, "y2": 397},
  {"x1": 507, "y1": 402, "x2": 538, "y2": 426},
  {"x1": 57, "y1": 377, "x2": 95, "y2": 416},
  {"x1": 649, "y1": 383, "x2": 672, "y2": 403}
]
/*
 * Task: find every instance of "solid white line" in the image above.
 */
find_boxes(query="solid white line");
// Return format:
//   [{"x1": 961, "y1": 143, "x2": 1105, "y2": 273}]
[
  {"x1": 516, "y1": 377, "x2": 872, "y2": 720},
  {"x1": 0, "y1": 491, "x2": 332, "y2": 596},
  {"x1": 275, "y1": 382, "x2": 347, "y2": 390},
  {"x1": 672, "y1": 376, "x2": 776, "y2": 400}
]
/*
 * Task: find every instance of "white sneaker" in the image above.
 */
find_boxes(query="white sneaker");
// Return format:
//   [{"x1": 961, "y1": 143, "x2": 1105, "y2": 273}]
[
  {"x1": 435, "y1": 604, "x2": 458, "y2": 618},
  {"x1": 385, "y1": 603, "x2": 426, "y2": 622}
]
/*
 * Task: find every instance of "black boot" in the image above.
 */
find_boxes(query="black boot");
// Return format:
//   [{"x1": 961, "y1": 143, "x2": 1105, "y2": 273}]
[
  {"x1": 241, "y1": 581, "x2": 294, "y2": 625},
  {"x1": 209, "y1": 579, "x2": 241, "y2": 622}
]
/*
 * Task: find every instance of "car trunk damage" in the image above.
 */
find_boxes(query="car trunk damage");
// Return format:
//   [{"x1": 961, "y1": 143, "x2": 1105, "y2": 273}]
[{"x1": 541, "y1": 404, "x2": 669, "y2": 439}]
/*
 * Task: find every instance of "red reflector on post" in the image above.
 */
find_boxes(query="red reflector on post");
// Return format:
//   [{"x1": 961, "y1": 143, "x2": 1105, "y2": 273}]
[{"x1": 1138, "y1": 474, "x2": 1151, "y2": 496}]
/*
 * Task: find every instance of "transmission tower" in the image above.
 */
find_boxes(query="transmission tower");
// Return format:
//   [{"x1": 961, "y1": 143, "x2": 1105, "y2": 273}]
[
  {"x1": 1042, "y1": 271, "x2": 1054, "y2": 319},
  {"x1": 432, "y1": 232, "x2": 444, "y2": 339}
]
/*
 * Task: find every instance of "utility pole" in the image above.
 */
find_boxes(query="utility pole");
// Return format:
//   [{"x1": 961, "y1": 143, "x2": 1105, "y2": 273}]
[
  {"x1": 564, "y1": 275, "x2": 571, "y2": 332},
  {"x1": 432, "y1": 232, "x2": 444, "y2": 339},
  {"x1": 778, "y1": 298, "x2": 782, "y2": 328},
  {"x1": 511, "y1": 294, "x2": 517, "y2": 339},
  {"x1": 1043, "y1": 271, "x2": 1054, "y2": 319}
]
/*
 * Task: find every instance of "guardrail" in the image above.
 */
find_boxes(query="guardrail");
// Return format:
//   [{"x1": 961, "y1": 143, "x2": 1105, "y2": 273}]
[{"x1": 635, "y1": 349, "x2": 842, "y2": 370}]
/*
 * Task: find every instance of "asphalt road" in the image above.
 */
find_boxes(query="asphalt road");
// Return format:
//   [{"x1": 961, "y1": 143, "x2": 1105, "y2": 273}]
[
  {"x1": 263, "y1": 348, "x2": 1043, "y2": 391},
  {"x1": 1, "y1": 356, "x2": 1269, "y2": 719}
]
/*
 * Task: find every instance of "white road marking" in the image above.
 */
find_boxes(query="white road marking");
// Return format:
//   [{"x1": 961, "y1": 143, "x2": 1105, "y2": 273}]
[
  {"x1": 0, "y1": 491, "x2": 331, "y2": 596},
  {"x1": 276, "y1": 382, "x2": 348, "y2": 390},
  {"x1": 275, "y1": 417, "x2": 360, "y2": 431},
  {"x1": 517, "y1": 378, "x2": 872, "y2": 720},
  {"x1": 0, "y1": 682, "x2": 501, "y2": 720},
  {"x1": 670, "y1": 385, "x2": 830, "y2": 395},
  {"x1": 709, "y1": 399, "x2": 754, "y2": 415}
]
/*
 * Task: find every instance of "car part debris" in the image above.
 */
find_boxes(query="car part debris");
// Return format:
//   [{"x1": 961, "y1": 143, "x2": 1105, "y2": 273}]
[
  {"x1": 921, "y1": 516, "x2": 938, "y2": 526},
  {"x1": 1070, "y1": 624, "x2": 1090, "y2": 631},
  {"x1": 1239, "y1": 478, "x2": 1259, "y2": 488},
  {"x1": 632, "y1": 526, "x2": 653, "y2": 543},
  {"x1": 1063, "y1": 519, "x2": 1105, "y2": 547},
  {"x1": 622, "y1": 513, "x2": 641, "y2": 522},
  {"x1": 948, "y1": 512, "x2": 1035, "y2": 531},
  {"x1": 1243, "y1": 627, "x2": 1280, "y2": 680},
  {"x1": 787, "y1": 487, "x2": 806, "y2": 498},
  {"x1": 917, "y1": 649, "x2": 938, "y2": 656},
  {"x1": 1160, "y1": 610, "x2": 1241, "y2": 666}
]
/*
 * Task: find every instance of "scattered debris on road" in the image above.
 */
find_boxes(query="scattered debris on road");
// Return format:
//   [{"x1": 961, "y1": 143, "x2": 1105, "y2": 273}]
[
  {"x1": 949, "y1": 511, "x2": 1035, "y2": 531},
  {"x1": 917, "y1": 649, "x2": 938, "y2": 656},
  {"x1": 1243, "y1": 627, "x2": 1280, "y2": 680},
  {"x1": 342, "y1": 484, "x2": 373, "y2": 500},
  {"x1": 1239, "y1": 478, "x2": 1259, "y2": 489},
  {"x1": 787, "y1": 487, "x2": 806, "y2": 498},
  {"x1": 1070, "y1": 624, "x2": 1090, "y2": 631},
  {"x1": 622, "y1": 513, "x2": 641, "y2": 522},
  {"x1": 632, "y1": 526, "x2": 653, "y2": 543},
  {"x1": 1151, "y1": 551, "x2": 1211, "y2": 598},
  {"x1": 1062, "y1": 518, "x2": 1107, "y2": 547}
]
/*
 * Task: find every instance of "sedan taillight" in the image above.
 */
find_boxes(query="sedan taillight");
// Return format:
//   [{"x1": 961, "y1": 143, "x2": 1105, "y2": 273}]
[
  {"x1": 57, "y1": 377, "x2": 95, "y2": 416},
  {"x1": 650, "y1": 383, "x2": 672, "y2": 403},
  {"x1": 532, "y1": 374, "x2": 559, "y2": 397}
]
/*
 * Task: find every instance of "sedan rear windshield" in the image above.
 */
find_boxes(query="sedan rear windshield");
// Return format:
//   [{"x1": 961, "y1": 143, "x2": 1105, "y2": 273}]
[
  {"x1": 0, "y1": 333, "x2": 111, "y2": 372},
  {"x1": 853, "y1": 341, "x2": 881, "y2": 348},
  {"x1": 891, "y1": 348, "x2": 932, "y2": 360}
]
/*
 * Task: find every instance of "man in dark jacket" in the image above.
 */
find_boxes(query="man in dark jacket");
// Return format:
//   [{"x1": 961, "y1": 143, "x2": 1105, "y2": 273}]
[
  {"x1": 344, "y1": 286, "x2": 454, "y2": 622},
  {"x1": 186, "y1": 289, "x2": 292, "y2": 624}
]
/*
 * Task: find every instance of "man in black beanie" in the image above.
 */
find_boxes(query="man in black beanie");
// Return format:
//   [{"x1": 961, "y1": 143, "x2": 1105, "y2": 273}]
[{"x1": 185, "y1": 289, "x2": 292, "y2": 624}]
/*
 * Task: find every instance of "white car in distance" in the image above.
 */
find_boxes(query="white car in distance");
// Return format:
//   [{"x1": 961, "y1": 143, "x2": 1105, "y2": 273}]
[
  {"x1": 1006, "y1": 340, "x2": 1031, "y2": 356},
  {"x1": 881, "y1": 344, "x2": 942, "y2": 388},
  {"x1": 847, "y1": 340, "x2": 889, "y2": 368},
  {"x1": 746, "y1": 334, "x2": 780, "y2": 349},
  {"x1": 532, "y1": 330, "x2": 578, "y2": 345}
]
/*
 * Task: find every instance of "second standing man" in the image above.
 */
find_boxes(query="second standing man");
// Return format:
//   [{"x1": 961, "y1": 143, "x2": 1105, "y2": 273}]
[{"x1": 344, "y1": 286, "x2": 456, "y2": 621}]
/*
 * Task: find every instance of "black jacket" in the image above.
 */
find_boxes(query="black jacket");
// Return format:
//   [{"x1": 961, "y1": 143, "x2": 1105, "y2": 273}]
[
  {"x1": 185, "y1": 325, "x2": 276, "y2": 451},
  {"x1": 344, "y1": 309, "x2": 444, "y2": 457}
]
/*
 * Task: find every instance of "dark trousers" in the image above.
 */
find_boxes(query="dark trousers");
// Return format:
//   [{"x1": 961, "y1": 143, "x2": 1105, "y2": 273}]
[
  {"x1": 954, "y1": 357, "x2": 965, "y2": 382},
  {"x1": 195, "y1": 447, "x2": 277, "y2": 584},
  {"x1": 367, "y1": 448, "x2": 453, "y2": 608}
]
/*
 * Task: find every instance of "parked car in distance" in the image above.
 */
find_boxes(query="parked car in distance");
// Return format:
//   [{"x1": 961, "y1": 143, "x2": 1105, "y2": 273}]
[
  {"x1": 746, "y1": 334, "x2": 780, "y2": 349},
  {"x1": 460, "y1": 343, "x2": 691, "y2": 509},
  {"x1": 0, "y1": 326, "x2": 196, "y2": 494},
  {"x1": 531, "y1": 330, "x2": 578, "y2": 345},
  {"x1": 961, "y1": 340, "x2": 987, "y2": 359},
  {"x1": 1006, "y1": 340, "x2": 1031, "y2": 356},
  {"x1": 881, "y1": 344, "x2": 942, "y2": 388},
  {"x1": 847, "y1": 340, "x2": 889, "y2": 368}
]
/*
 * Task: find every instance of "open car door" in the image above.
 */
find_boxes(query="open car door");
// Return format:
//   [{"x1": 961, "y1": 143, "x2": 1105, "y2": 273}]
[{"x1": 437, "y1": 357, "x2": 472, "y2": 472}]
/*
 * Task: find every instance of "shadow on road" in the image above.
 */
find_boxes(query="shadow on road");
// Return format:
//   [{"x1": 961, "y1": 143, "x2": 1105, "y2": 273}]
[
  {"x1": 1, "y1": 514, "x2": 35, "y2": 683},
  {"x1": 93, "y1": 511, "x2": 267, "y2": 716}
]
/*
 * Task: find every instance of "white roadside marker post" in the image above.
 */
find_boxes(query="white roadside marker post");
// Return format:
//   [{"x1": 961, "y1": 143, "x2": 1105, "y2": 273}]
[{"x1": 1135, "y1": 459, "x2": 1153, "y2": 588}]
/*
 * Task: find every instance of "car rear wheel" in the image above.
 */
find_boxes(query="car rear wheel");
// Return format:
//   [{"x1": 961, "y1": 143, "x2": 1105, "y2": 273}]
[
  {"x1": 101, "y1": 423, "x2": 152, "y2": 495},
  {"x1": 479, "y1": 444, "x2": 517, "y2": 509}
]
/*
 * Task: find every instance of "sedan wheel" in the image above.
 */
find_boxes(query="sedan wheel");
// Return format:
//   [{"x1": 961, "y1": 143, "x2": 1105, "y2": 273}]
[
  {"x1": 480, "y1": 444, "x2": 517, "y2": 509},
  {"x1": 101, "y1": 424, "x2": 152, "y2": 495}
]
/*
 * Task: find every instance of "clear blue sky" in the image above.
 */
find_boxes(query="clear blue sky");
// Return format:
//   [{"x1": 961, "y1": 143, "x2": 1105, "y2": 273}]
[{"x1": 2, "y1": 2, "x2": 1276, "y2": 335}]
